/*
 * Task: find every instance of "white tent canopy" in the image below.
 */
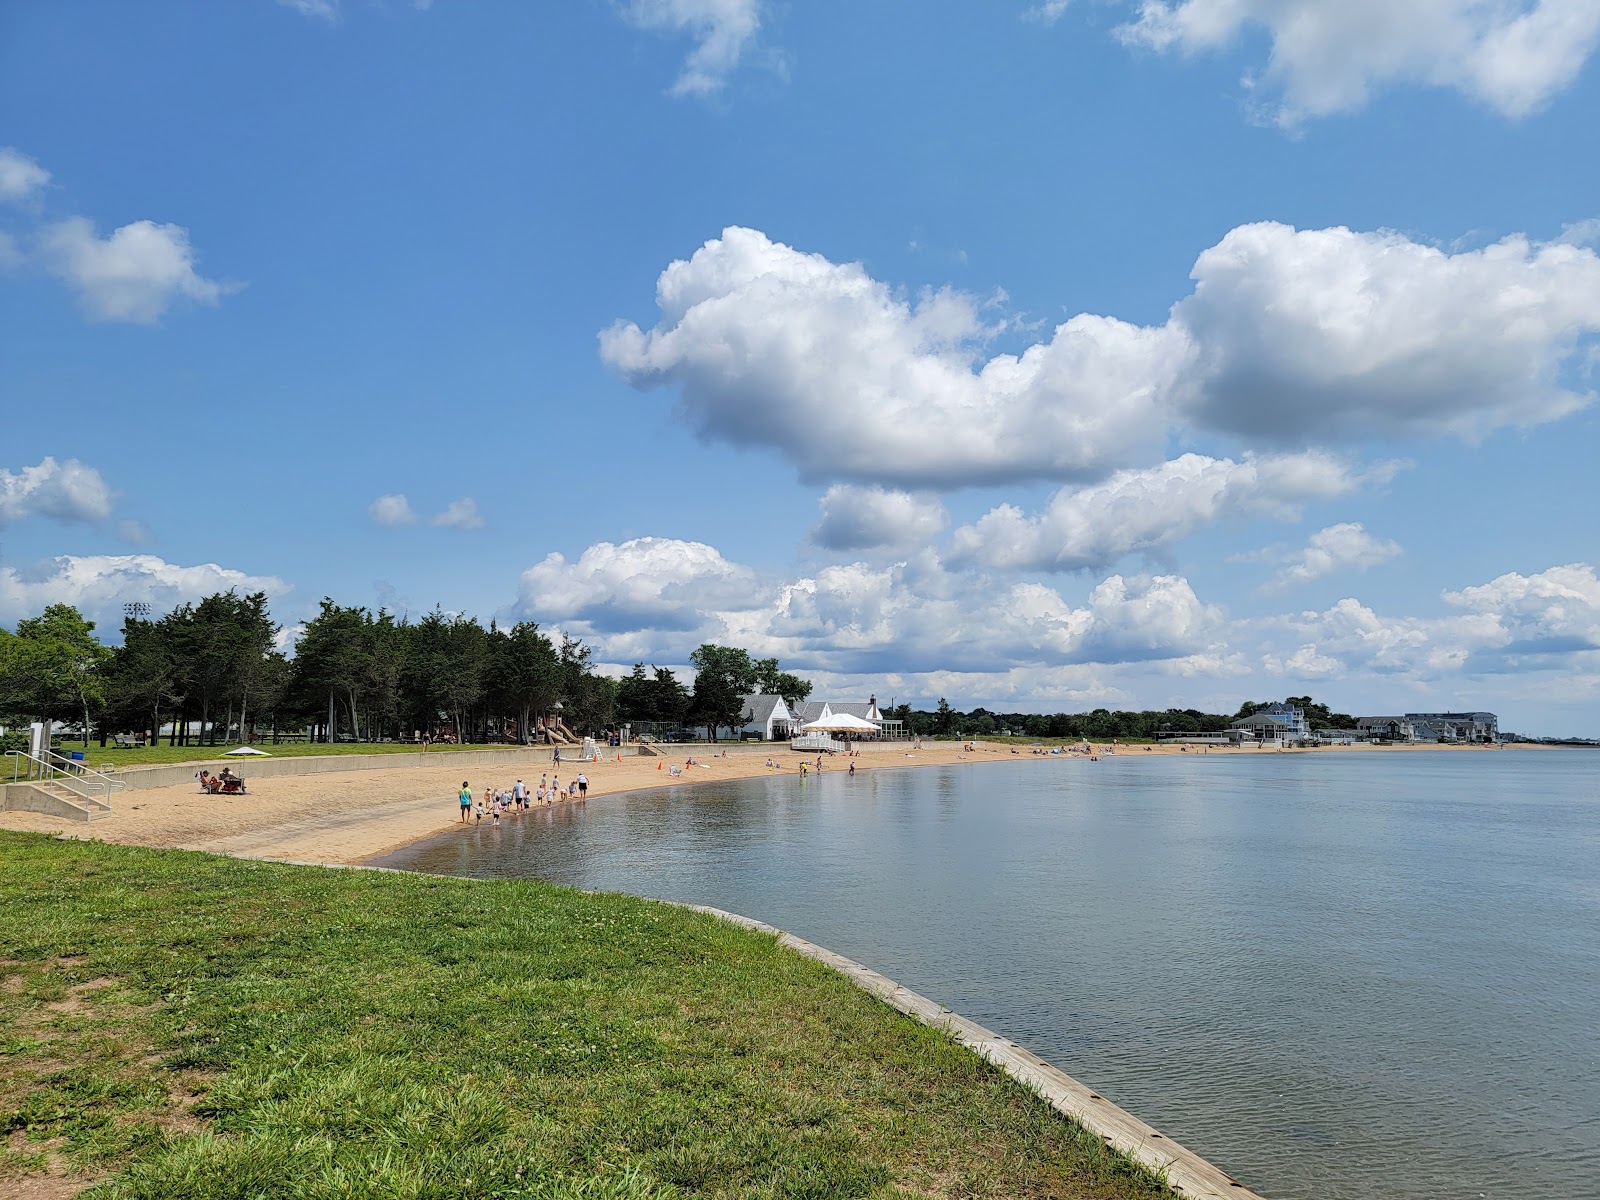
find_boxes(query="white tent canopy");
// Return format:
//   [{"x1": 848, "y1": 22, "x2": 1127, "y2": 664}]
[
  {"x1": 223, "y1": 746, "x2": 269, "y2": 757},
  {"x1": 801, "y1": 713, "x2": 879, "y2": 734}
]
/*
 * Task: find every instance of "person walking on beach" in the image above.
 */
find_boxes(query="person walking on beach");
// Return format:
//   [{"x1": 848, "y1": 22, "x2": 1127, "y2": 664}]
[
  {"x1": 577, "y1": 772, "x2": 588, "y2": 799},
  {"x1": 848, "y1": 761, "x2": 855, "y2": 777},
  {"x1": 459, "y1": 781, "x2": 471, "y2": 822}
]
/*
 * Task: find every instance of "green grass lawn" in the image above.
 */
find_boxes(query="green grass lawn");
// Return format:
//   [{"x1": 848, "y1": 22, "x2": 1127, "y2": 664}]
[
  {"x1": 0, "y1": 833, "x2": 1169, "y2": 1199},
  {"x1": 37, "y1": 741, "x2": 536, "y2": 770}
]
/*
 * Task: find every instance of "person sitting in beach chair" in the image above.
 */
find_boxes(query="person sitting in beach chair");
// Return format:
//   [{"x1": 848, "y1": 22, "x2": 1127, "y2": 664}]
[
  {"x1": 217, "y1": 767, "x2": 246, "y2": 795},
  {"x1": 197, "y1": 770, "x2": 220, "y2": 794}
]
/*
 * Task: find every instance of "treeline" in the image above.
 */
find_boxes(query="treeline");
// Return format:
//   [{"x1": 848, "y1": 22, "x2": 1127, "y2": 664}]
[
  {"x1": 1, "y1": 594, "x2": 1353, "y2": 750},
  {"x1": 0, "y1": 594, "x2": 816, "y2": 749},
  {"x1": 894, "y1": 695, "x2": 1355, "y2": 740}
]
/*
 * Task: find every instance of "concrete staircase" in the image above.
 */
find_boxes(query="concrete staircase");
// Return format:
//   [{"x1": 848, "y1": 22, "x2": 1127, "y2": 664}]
[
  {"x1": 3, "y1": 749, "x2": 123, "y2": 822},
  {"x1": 4, "y1": 779, "x2": 115, "y2": 822}
]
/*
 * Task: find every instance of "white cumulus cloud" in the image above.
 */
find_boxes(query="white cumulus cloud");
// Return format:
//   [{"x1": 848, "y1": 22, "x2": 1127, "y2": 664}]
[
  {"x1": 949, "y1": 452, "x2": 1393, "y2": 572},
  {"x1": 38, "y1": 217, "x2": 233, "y2": 323},
  {"x1": 0, "y1": 555, "x2": 290, "y2": 629},
  {"x1": 517, "y1": 537, "x2": 766, "y2": 636},
  {"x1": 1266, "y1": 523, "x2": 1403, "y2": 590},
  {"x1": 810, "y1": 485, "x2": 948, "y2": 553},
  {"x1": 0, "y1": 147, "x2": 50, "y2": 204},
  {"x1": 602, "y1": 226, "x2": 1189, "y2": 487},
  {"x1": 1444, "y1": 563, "x2": 1600, "y2": 657},
  {"x1": 1178, "y1": 223, "x2": 1600, "y2": 441},
  {"x1": 623, "y1": 0, "x2": 764, "y2": 96},
  {"x1": 514, "y1": 534, "x2": 1224, "y2": 676},
  {"x1": 1117, "y1": 0, "x2": 1600, "y2": 124},
  {"x1": 603, "y1": 224, "x2": 1600, "y2": 491},
  {"x1": 0, "y1": 457, "x2": 116, "y2": 527}
]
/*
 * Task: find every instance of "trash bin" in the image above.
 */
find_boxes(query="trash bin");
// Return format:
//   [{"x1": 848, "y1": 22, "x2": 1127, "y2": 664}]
[{"x1": 69, "y1": 751, "x2": 85, "y2": 761}]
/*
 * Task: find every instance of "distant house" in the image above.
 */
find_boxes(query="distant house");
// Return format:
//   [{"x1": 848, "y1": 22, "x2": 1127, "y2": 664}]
[
  {"x1": 736, "y1": 694, "x2": 796, "y2": 741},
  {"x1": 1230, "y1": 702, "x2": 1311, "y2": 744},
  {"x1": 1358, "y1": 716, "x2": 1416, "y2": 742}
]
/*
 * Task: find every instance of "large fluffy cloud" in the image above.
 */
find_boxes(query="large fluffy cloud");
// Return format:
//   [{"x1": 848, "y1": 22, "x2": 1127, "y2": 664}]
[
  {"x1": 0, "y1": 555, "x2": 289, "y2": 629},
  {"x1": 602, "y1": 227, "x2": 1188, "y2": 486},
  {"x1": 1115, "y1": 0, "x2": 1600, "y2": 123},
  {"x1": 514, "y1": 535, "x2": 1223, "y2": 674},
  {"x1": 1178, "y1": 224, "x2": 1600, "y2": 440},
  {"x1": 1445, "y1": 563, "x2": 1600, "y2": 659},
  {"x1": 948, "y1": 452, "x2": 1391, "y2": 571},
  {"x1": 810, "y1": 485, "x2": 948, "y2": 553},
  {"x1": 603, "y1": 224, "x2": 1600, "y2": 488},
  {"x1": 517, "y1": 537, "x2": 766, "y2": 636},
  {"x1": 38, "y1": 217, "x2": 232, "y2": 323},
  {"x1": 622, "y1": 0, "x2": 764, "y2": 96},
  {"x1": 0, "y1": 457, "x2": 116, "y2": 527},
  {"x1": 511, "y1": 534, "x2": 1599, "y2": 723},
  {"x1": 1266, "y1": 563, "x2": 1600, "y2": 684}
]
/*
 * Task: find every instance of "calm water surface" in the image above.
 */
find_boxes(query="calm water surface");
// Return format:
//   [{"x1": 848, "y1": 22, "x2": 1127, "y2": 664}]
[{"x1": 375, "y1": 749, "x2": 1600, "y2": 1200}]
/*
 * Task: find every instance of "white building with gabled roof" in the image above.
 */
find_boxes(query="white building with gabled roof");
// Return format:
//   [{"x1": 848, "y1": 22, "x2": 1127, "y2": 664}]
[{"x1": 736, "y1": 694, "x2": 797, "y2": 740}]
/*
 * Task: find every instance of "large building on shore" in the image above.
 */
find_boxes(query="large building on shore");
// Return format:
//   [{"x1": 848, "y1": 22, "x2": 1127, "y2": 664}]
[{"x1": 1229, "y1": 703, "x2": 1311, "y2": 744}]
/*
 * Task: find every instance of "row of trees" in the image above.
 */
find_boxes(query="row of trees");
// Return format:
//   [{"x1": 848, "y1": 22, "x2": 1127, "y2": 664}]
[
  {"x1": 0, "y1": 595, "x2": 616, "y2": 749},
  {"x1": 896, "y1": 696, "x2": 1355, "y2": 740},
  {"x1": 0, "y1": 599, "x2": 821, "y2": 751},
  {"x1": 2, "y1": 596, "x2": 1354, "y2": 749}
]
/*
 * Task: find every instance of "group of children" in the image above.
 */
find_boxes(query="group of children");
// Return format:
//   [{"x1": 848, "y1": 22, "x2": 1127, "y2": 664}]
[{"x1": 457, "y1": 772, "x2": 589, "y2": 825}]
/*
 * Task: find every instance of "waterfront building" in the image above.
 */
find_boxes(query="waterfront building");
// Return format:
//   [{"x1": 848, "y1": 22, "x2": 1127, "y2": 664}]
[
  {"x1": 1403, "y1": 712, "x2": 1499, "y2": 743},
  {"x1": 1357, "y1": 716, "x2": 1416, "y2": 742},
  {"x1": 1229, "y1": 702, "x2": 1311, "y2": 745},
  {"x1": 736, "y1": 694, "x2": 797, "y2": 741}
]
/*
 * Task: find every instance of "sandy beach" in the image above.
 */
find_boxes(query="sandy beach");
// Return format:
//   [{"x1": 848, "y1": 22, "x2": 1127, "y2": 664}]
[{"x1": 0, "y1": 739, "x2": 1513, "y2": 866}]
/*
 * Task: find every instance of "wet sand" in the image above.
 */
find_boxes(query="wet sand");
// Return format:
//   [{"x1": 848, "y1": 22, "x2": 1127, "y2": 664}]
[{"x1": 0, "y1": 739, "x2": 1510, "y2": 865}]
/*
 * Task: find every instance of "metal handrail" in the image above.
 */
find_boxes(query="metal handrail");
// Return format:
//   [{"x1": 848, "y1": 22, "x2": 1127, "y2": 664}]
[
  {"x1": 36, "y1": 748, "x2": 128, "y2": 797},
  {"x1": 4, "y1": 749, "x2": 117, "y2": 810}
]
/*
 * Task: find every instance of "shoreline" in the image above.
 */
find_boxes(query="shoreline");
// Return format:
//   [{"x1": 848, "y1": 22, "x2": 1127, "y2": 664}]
[{"x1": 0, "y1": 738, "x2": 1524, "y2": 867}]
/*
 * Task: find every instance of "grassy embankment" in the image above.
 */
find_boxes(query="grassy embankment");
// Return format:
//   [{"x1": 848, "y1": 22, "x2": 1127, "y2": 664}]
[{"x1": 0, "y1": 833, "x2": 1168, "y2": 1199}]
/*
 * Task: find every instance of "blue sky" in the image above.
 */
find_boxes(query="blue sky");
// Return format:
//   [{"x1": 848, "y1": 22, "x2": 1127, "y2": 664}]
[{"x1": 3, "y1": 0, "x2": 1599, "y2": 734}]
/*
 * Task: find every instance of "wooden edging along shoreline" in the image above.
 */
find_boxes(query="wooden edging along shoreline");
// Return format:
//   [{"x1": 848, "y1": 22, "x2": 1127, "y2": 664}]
[{"x1": 244, "y1": 850, "x2": 1265, "y2": 1200}]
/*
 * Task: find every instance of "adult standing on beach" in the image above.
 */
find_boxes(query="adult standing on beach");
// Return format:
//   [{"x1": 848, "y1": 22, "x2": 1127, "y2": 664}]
[
  {"x1": 577, "y1": 772, "x2": 588, "y2": 799},
  {"x1": 458, "y1": 781, "x2": 471, "y2": 822}
]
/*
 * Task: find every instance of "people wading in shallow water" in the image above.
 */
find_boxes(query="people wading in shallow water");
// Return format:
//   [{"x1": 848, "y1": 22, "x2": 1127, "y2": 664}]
[
  {"x1": 459, "y1": 781, "x2": 471, "y2": 822},
  {"x1": 848, "y1": 761, "x2": 856, "y2": 777}
]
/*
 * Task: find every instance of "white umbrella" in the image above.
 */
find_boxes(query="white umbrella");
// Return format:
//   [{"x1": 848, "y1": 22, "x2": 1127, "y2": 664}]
[{"x1": 223, "y1": 746, "x2": 270, "y2": 757}]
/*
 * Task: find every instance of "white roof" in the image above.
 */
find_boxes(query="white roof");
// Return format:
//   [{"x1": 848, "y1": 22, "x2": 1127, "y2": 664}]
[{"x1": 802, "y1": 712, "x2": 879, "y2": 733}]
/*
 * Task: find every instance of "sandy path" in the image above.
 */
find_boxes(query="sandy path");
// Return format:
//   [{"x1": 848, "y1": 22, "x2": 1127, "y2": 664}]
[{"x1": 0, "y1": 739, "x2": 1509, "y2": 865}]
